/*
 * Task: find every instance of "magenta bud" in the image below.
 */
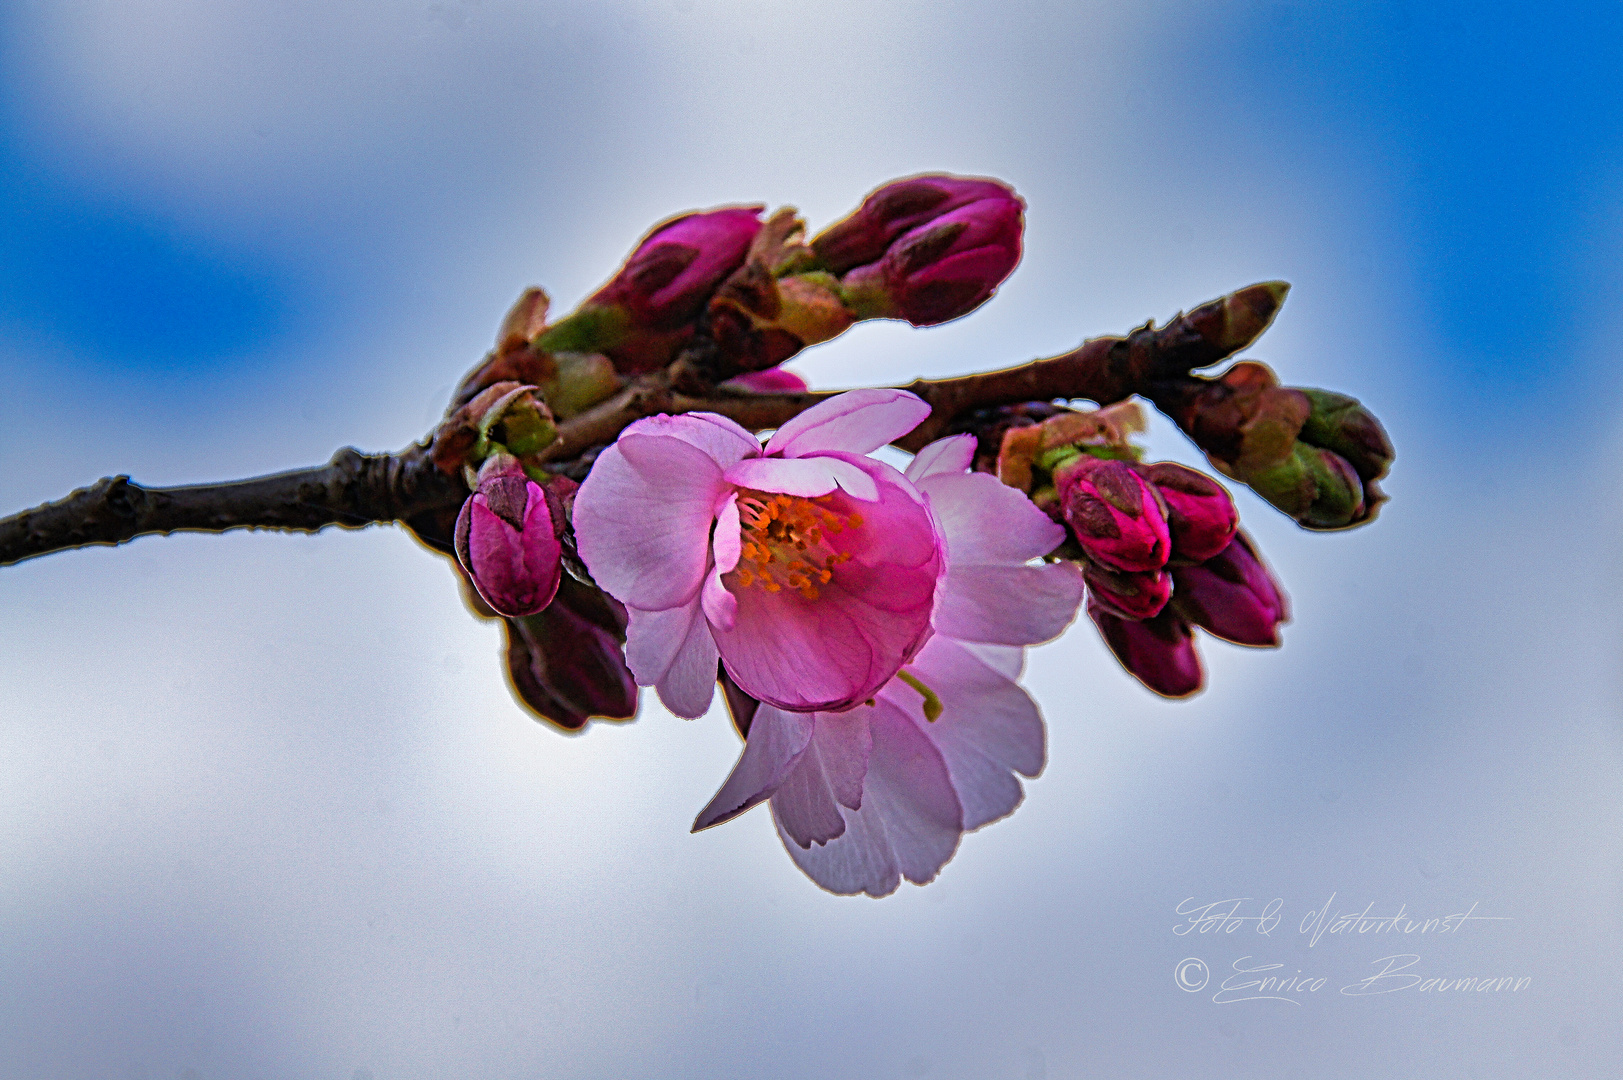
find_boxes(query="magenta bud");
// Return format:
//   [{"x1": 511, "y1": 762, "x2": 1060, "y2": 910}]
[
  {"x1": 1056, "y1": 458, "x2": 1172, "y2": 572},
  {"x1": 454, "y1": 460, "x2": 564, "y2": 617},
  {"x1": 1136, "y1": 462, "x2": 1239, "y2": 563},
  {"x1": 839, "y1": 193, "x2": 1023, "y2": 326},
  {"x1": 1089, "y1": 602, "x2": 1204, "y2": 698},
  {"x1": 1170, "y1": 532, "x2": 1290, "y2": 647},
  {"x1": 591, "y1": 206, "x2": 764, "y2": 331},
  {"x1": 1083, "y1": 562, "x2": 1173, "y2": 621},
  {"x1": 812, "y1": 174, "x2": 1022, "y2": 275}
]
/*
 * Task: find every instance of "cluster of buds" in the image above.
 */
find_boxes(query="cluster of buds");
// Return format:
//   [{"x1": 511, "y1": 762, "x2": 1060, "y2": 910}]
[
  {"x1": 1154, "y1": 360, "x2": 1394, "y2": 531},
  {"x1": 700, "y1": 174, "x2": 1025, "y2": 376},
  {"x1": 452, "y1": 174, "x2": 1025, "y2": 389},
  {"x1": 989, "y1": 402, "x2": 1290, "y2": 697},
  {"x1": 425, "y1": 369, "x2": 642, "y2": 731},
  {"x1": 446, "y1": 452, "x2": 638, "y2": 731}
]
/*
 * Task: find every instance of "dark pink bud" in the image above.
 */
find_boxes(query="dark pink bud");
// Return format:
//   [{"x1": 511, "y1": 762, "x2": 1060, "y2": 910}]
[
  {"x1": 812, "y1": 174, "x2": 1021, "y2": 274},
  {"x1": 1089, "y1": 602, "x2": 1204, "y2": 698},
  {"x1": 1136, "y1": 462, "x2": 1239, "y2": 563},
  {"x1": 591, "y1": 206, "x2": 764, "y2": 331},
  {"x1": 454, "y1": 461, "x2": 564, "y2": 617},
  {"x1": 1083, "y1": 562, "x2": 1172, "y2": 621},
  {"x1": 1056, "y1": 458, "x2": 1172, "y2": 572},
  {"x1": 840, "y1": 194, "x2": 1023, "y2": 326},
  {"x1": 504, "y1": 576, "x2": 637, "y2": 731},
  {"x1": 1170, "y1": 532, "x2": 1290, "y2": 647}
]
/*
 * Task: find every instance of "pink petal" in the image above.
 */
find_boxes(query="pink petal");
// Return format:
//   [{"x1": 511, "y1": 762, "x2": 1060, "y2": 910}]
[
  {"x1": 718, "y1": 585, "x2": 927, "y2": 712},
  {"x1": 772, "y1": 711, "x2": 874, "y2": 847},
  {"x1": 889, "y1": 636, "x2": 1044, "y2": 831},
  {"x1": 625, "y1": 601, "x2": 719, "y2": 718},
  {"x1": 763, "y1": 388, "x2": 931, "y2": 458},
  {"x1": 933, "y1": 561, "x2": 1086, "y2": 646},
  {"x1": 904, "y1": 434, "x2": 977, "y2": 483},
  {"x1": 722, "y1": 456, "x2": 838, "y2": 498},
  {"x1": 702, "y1": 495, "x2": 742, "y2": 631},
  {"x1": 624, "y1": 603, "x2": 698, "y2": 686},
  {"x1": 920, "y1": 471, "x2": 1066, "y2": 565},
  {"x1": 719, "y1": 367, "x2": 809, "y2": 394},
  {"x1": 692, "y1": 706, "x2": 816, "y2": 831},
  {"x1": 702, "y1": 570, "x2": 737, "y2": 633},
  {"x1": 722, "y1": 455, "x2": 882, "y2": 502},
  {"x1": 776, "y1": 698, "x2": 961, "y2": 897},
  {"x1": 952, "y1": 641, "x2": 1025, "y2": 680},
  {"x1": 620, "y1": 411, "x2": 762, "y2": 469},
  {"x1": 656, "y1": 604, "x2": 721, "y2": 718},
  {"x1": 573, "y1": 434, "x2": 728, "y2": 612}
]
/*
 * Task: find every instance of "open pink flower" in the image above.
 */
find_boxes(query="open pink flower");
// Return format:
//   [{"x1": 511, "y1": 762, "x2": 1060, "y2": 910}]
[
  {"x1": 693, "y1": 434, "x2": 1086, "y2": 896},
  {"x1": 572, "y1": 389, "x2": 947, "y2": 718}
]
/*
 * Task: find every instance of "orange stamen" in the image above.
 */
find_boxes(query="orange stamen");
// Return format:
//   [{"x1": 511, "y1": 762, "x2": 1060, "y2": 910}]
[{"x1": 724, "y1": 489, "x2": 863, "y2": 602}]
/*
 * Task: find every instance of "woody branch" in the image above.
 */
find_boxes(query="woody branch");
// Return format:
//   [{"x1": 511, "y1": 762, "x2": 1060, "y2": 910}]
[{"x1": 0, "y1": 282, "x2": 1283, "y2": 568}]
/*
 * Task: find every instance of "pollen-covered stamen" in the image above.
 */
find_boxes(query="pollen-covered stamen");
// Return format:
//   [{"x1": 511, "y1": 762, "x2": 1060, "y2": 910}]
[{"x1": 728, "y1": 489, "x2": 865, "y2": 600}]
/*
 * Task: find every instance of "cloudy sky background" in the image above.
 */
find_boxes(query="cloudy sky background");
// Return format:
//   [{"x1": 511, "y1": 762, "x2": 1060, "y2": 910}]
[{"x1": 2, "y1": 1, "x2": 1621, "y2": 1076}]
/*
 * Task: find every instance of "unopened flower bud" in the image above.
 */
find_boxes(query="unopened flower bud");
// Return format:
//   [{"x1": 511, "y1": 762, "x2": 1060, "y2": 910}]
[
  {"x1": 454, "y1": 457, "x2": 565, "y2": 617},
  {"x1": 1088, "y1": 602, "x2": 1204, "y2": 698},
  {"x1": 1083, "y1": 562, "x2": 1173, "y2": 620},
  {"x1": 536, "y1": 206, "x2": 764, "y2": 371},
  {"x1": 812, "y1": 174, "x2": 1020, "y2": 274},
  {"x1": 1298, "y1": 388, "x2": 1394, "y2": 482},
  {"x1": 590, "y1": 206, "x2": 763, "y2": 328},
  {"x1": 1170, "y1": 532, "x2": 1289, "y2": 647},
  {"x1": 432, "y1": 381, "x2": 557, "y2": 476},
  {"x1": 836, "y1": 188, "x2": 1023, "y2": 327},
  {"x1": 1135, "y1": 462, "x2": 1238, "y2": 563},
  {"x1": 1247, "y1": 442, "x2": 1366, "y2": 530},
  {"x1": 1055, "y1": 458, "x2": 1171, "y2": 572},
  {"x1": 503, "y1": 576, "x2": 637, "y2": 731},
  {"x1": 477, "y1": 384, "x2": 556, "y2": 458},
  {"x1": 1172, "y1": 281, "x2": 1291, "y2": 370}
]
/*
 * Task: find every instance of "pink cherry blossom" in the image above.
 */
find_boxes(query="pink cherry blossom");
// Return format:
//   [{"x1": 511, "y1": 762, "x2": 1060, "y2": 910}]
[
  {"x1": 693, "y1": 434, "x2": 1086, "y2": 896},
  {"x1": 572, "y1": 389, "x2": 947, "y2": 718}
]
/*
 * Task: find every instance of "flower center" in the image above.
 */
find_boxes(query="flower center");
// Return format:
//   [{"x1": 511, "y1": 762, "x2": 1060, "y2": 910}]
[{"x1": 729, "y1": 490, "x2": 864, "y2": 601}]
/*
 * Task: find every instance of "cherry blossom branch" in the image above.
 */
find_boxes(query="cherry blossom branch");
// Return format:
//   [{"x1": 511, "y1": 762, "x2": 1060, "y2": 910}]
[
  {"x1": 0, "y1": 282, "x2": 1285, "y2": 568},
  {"x1": 0, "y1": 441, "x2": 460, "y2": 567}
]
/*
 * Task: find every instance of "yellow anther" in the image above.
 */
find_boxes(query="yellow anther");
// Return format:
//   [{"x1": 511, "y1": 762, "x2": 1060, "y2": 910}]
[{"x1": 725, "y1": 488, "x2": 867, "y2": 602}]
